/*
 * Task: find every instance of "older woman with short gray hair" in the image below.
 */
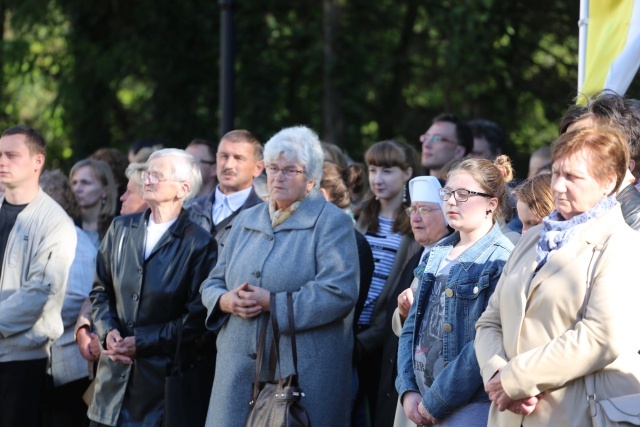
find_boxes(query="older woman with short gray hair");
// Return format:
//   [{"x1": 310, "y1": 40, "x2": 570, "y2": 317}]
[
  {"x1": 201, "y1": 126, "x2": 359, "y2": 427},
  {"x1": 88, "y1": 148, "x2": 217, "y2": 427}
]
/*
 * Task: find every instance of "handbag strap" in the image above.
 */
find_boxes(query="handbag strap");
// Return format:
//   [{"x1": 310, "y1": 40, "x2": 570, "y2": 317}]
[
  {"x1": 581, "y1": 240, "x2": 608, "y2": 415},
  {"x1": 250, "y1": 310, "x2": 270, "y2": 407},
  {"x1": 287, "y1": 292, "x2": 299, "y2": 376},
  {"x1": 269, "y1": 292, "x2": 284, "y2": 382}
]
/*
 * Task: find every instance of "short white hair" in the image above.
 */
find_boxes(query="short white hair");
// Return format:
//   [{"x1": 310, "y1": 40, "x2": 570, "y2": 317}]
[
  {"x1": 148, "y1": 148, "x2": 202, "y2": 204},
  {"x1": 263, "y1": 126, "x2": 324, "y2": 188}
]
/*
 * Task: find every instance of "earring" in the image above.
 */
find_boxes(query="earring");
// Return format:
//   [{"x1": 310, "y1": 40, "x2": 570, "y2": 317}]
[
  {"x1": 486, "y1": 209, "x2": 492, "y2": 218},
  {"x1": 101, "y1": 196, "x2": 107, "y2": 206},
  {"x1": 402, "y1": 185, "x2": 407, "y2": 203}
]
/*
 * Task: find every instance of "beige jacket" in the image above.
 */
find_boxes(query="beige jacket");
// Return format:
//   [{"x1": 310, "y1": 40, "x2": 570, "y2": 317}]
[{"x1": 475, "y1": 204, "x2": 640, "y2": 427}]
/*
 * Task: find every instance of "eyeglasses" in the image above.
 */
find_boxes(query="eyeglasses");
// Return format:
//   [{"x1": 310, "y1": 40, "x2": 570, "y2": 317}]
[
  {"x1": 265, "y1": 165, "x2": 305, "y2": 178},
  {"x1": 405, "y1": 206, "x2": 440, "y2": 217},
  {"x1": 197, "y1": 159, "x2": 215, "y2": 166},
  {"x1": 142, "y1": 171, "x2": 175, "y2": 185},
  {"x1": 420, "y1": 133, "x2": 455, "y2": 145},
  {"x1": 439, "y1": 188, "x2": 494, "y2": 202}
]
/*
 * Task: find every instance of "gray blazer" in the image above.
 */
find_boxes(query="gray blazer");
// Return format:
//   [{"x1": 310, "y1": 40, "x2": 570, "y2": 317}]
[
  {"x1": 201, "y1": 189, "x2": 359, "y2": 427},
  {"x1": 186, "y1": 185, "x2": 263, "y2": 250}
]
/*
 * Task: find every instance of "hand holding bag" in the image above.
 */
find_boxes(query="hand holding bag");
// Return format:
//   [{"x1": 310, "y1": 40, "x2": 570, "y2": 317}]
[
  {"x1": 582, "y1": 243, "x2": 640, "y2": 427},
  {"x1": 245, "y1": 292, "x2": 311, "y2": 427}
]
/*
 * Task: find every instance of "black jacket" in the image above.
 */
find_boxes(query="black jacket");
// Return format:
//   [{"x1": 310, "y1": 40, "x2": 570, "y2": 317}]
[
  {"x1": 374, "y1": 250, "x2": 423, "y2": 427},
  {"x1": 89, "y1": 209, "x2": 217, "y2": 426},
  {"x1": 618, "y1": 184, "x2": 640, "y2": 231}
]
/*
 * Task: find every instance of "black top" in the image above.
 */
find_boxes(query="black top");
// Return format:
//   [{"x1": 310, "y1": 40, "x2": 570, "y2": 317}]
[{"x1": 0, "y1": 200, "x2": 28, "y2": 277}]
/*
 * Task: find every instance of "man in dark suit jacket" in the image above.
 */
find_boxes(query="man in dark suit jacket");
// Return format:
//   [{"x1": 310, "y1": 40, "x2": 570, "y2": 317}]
[{"x1": 187, "y1": 130, "x2": 265, "y2": 249}]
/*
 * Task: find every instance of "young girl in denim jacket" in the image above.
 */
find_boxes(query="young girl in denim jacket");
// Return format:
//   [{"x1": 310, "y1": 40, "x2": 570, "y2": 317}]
[{"x1": 396, "y1": 157, "x2": 514, "y2": 426}]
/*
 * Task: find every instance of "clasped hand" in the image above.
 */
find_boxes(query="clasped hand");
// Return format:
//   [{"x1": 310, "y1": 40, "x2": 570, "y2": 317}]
[
  {"x1": 219, "y1": 282, "x2": 271, "y2": 319},
  {"x1": 486, "y1": 371, "x2": 539, "y2": 416},
  {"x1": 103, "y1": 329, "x2": 136, "y2": 364}
]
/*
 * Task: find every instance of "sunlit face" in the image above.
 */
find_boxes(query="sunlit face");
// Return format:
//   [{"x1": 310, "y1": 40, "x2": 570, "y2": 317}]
[
  {"x1": 0, "y1": 134, "x2": 44, "y2": 190},
  {"x1": 421, "y1": 121, "x2": 464, "y2": 171},
  {"x1": 71, "y1": 166, "x2": 107, "y2": 209},
  {"x1": 516, "y1": 199, "x2": 541, "y2": 234},
  {"x1": 120, "y1": 177, "x2": 148, "y2": 215},
  {"x1": 368, "y1": 165, "x2": 411, "y2": 203},
  {"x1": 216, "y1": 140, "x2": 264, "y2": 194},
  {"x1": 266, "y1": 156, "x2": 313, "y2": 210},
  {"x1": 143, "y1": 157, "x2": 188, "y2": 206},
  {"x1": 409, "y1": 201, "x2": 447, "y2": 246},
  {"x1": 551, "y1": 150, "x2": 615, "y2": 220},
  {"x1": 443, "y1": 171, "x2": 497, "y2": 233}
]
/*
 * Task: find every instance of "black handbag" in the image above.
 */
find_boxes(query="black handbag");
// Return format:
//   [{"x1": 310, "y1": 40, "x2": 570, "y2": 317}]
[
  {"x1": 164, "y1": 321, "x2": 215, "y2": 427},
  {"x1": 245, "y1": 292, "x2": 311, "y2": 427}
]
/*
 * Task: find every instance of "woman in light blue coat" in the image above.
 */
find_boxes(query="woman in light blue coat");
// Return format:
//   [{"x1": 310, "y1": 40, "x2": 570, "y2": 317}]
[{"x1": 200, "y1": 126, "x2": 359, "y2": 427}]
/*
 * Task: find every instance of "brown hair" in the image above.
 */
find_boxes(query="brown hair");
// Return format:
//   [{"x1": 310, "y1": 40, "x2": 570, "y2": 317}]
[
  {"x1": 2, "y1": 125, "x2": 46, "y2": 157},
  {"x1": 90, "y1": 148, "x2": 129, "y2": 191},
  {"x1": 552, "y1": 127, "x2": 629, "y2": 193},
  {"x1": 70, "y1": 159, "x2": 118, "y2": 239},
  {"x1": 447, "y1": 155, "x2": 514, "y2": 224},
  {"x1": 515, "y1": 173, "x2": 554, "y2": 220},
  {"x1": 357, "y1": 140, "x2": 422, "y2": 235},
  {"x1": 321, "y1": 162, "x2": 365, "y2": 209},
  {"x1": 40, "y1": 169, "x2": 80, "y2": 219},
  {"x1": 220, "y1": 129, "x2": 263, "y2": 161}
]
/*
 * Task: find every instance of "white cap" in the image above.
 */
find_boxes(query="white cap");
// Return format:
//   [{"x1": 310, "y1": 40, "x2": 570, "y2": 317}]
[{"x1": 409, "y1": 176, "x2": 448, "y2": 225}]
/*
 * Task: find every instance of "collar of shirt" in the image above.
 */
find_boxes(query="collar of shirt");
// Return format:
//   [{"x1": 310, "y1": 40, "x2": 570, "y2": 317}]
[{"x1": 212, "y1": 185, "x2": 253, "y2": 217}]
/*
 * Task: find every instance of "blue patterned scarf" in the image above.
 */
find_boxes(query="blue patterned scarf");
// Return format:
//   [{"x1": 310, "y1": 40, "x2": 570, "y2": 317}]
[{"x1": 535, "y1": 195, "x2": 616, "y2": 271}]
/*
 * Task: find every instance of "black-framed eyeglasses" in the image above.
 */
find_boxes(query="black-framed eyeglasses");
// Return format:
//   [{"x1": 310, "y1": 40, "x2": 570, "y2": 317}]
[
  {"x1": 439, "y1": 188, "x2": 494, "y2": 202},
  {"x1": 142, "y1": 171, "x2": 177, "y2": 185},
  {"x1": 419, "y1": 133, "x2": 455, "y2": 145},
  {"x1": 265, "y1": 165, "x2": 305, "y2": 178},
  {"x1": 405, "y1": 206, "x2": 440, "y2": 217}
]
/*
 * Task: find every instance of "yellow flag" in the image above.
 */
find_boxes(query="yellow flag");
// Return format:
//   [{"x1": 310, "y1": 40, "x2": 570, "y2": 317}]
[{"x1": 581, "y1": 0, "x2": 640, "y2": 96}]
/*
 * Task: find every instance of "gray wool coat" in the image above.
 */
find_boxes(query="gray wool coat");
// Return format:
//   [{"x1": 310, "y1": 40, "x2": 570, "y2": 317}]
[{"x1": 201, "y1": 189, "x2": 359, "y2": 427}]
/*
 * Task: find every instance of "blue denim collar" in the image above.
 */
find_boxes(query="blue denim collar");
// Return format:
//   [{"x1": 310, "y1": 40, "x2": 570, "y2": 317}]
[{"x1": 415, "y1": 222, "x2": 505, "y2": 278}]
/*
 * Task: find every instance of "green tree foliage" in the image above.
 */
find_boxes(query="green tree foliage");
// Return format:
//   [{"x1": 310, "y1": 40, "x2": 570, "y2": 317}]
[{"x1": 2, "y1": 0, "x2": 634, "y2": 177}]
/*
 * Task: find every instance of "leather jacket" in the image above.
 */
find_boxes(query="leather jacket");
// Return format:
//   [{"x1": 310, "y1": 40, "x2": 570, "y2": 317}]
[
  {"x1": 88, "y1": 209, "x2": 217, "y2": 426},
  {"x1": 617, "y1": 183, "x2": 640, "y2": 231}
]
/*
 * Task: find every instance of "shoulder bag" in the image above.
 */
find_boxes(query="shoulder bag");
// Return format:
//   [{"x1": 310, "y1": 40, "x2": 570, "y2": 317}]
[
  {"x1": 582, "y1": 242, "x2": 640, "y2": 427},
  {"x1": 245, "y1": 292, "x2": 311, "y2": 427}
]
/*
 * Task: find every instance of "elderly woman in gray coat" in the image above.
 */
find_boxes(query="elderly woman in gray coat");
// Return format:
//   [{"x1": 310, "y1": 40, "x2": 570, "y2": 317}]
[{"x1": 201, "y1": 126, "x2": 359, "y2": 427}]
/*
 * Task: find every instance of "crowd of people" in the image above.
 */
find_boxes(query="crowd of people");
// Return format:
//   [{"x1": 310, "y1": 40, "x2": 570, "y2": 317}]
[{"x1": 0, "y1": 89, "x2": 640, "y2": 427}]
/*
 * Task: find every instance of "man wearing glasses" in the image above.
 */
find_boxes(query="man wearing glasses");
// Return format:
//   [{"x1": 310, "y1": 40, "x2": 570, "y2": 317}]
[
  {"x1": 187, "y1": 130, "x2": 265, "y2": 247},
  {"x1": 186, "y1": 138, "x2": 218, "y2": 198},
  {"x1": 419, "y1": 113, "x2": 473, "y2": 178}
]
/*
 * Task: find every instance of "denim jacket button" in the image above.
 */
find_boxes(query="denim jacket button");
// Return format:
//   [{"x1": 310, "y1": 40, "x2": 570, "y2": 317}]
[
  {"x1": 443, "y1": 323, "x2": 452, "y2": 333},
  {"x1": 473, "y1": 286, "x2": 479, "y2": 294},
  {"x1": 443, "y1": 361, "x2": 450, "y2": 367},
  {"x1": 445, "y1": 288, "x2": 453, "y2": 298}
]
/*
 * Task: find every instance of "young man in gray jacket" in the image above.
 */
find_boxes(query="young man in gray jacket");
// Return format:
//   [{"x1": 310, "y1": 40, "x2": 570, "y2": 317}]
[{"x1": 0, "y1": 126, "x2": 77, "y2": 427}]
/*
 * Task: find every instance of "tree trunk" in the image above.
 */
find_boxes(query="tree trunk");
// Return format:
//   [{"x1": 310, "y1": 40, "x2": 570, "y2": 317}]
[{"x1": 322, "y1": 0, "x2": 344, "y2": 148}]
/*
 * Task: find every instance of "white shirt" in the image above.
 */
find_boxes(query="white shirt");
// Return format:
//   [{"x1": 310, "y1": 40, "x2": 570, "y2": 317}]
[
  {"x1": 145, "y1": 217, "x2": 177, "y2": 259},
  {"x1": 211, "y1": 185, "x2": 253, "y2": 225}
]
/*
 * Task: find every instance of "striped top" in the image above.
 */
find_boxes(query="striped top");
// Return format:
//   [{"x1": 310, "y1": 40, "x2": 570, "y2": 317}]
[{"x1": 358, "y1": 216, "x2": 403, "y2": 325}]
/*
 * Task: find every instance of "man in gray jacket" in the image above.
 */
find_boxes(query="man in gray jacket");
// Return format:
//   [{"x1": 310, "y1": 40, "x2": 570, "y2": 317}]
[
  {"x1": 187, "y1": 129, "x2": 265, "y2": 249},
  {"x1": 0, "y1": 126, "x2": 76, "y2": 427}
]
